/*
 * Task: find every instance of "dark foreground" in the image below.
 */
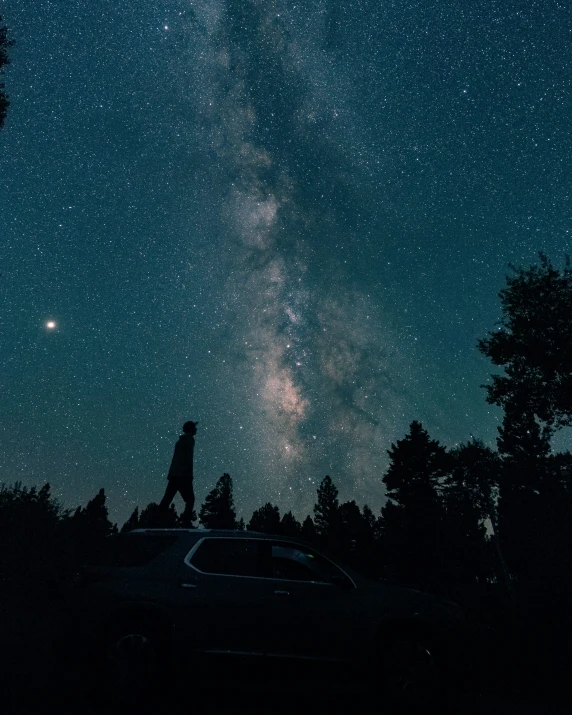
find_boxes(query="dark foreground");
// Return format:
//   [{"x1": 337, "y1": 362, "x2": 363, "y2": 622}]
[
  {"x1": 1, "y1": 588, "x2": 570, "y2": 715},
  {"x1": 5, "y1": 672, "x2": 571, "y2": 715}
]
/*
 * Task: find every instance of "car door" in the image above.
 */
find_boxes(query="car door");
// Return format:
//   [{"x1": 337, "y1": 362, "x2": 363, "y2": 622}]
[
  {"x1": 264, "y1": 541, "x2": 366, "y2": 661},
  {"x1": 171, "y1": 536, "x2": 274, "y2": 655}
]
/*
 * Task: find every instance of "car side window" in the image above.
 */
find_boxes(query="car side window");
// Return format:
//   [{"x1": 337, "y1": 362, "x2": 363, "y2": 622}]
[
  {"x1": 271, "y1": 544, "x2": 345, "y2": 583},
  {"x1": 189, "y1": 538, "x2": 263, "y2": 577},
  {"x1": 89, "y1": 533, "x2": 178, "y2": 567},
  {"x1": 273, "y1": 555, "x2": 315, "y2": 582}
]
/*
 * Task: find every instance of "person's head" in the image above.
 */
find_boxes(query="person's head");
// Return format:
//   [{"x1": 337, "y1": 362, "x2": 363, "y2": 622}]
[{"x1": 183, "y1": 421, "x2": 198, "y2": 435}]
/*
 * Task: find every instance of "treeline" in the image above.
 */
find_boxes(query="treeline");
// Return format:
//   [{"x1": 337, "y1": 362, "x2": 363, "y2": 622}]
[{"x1": 1, "y1": 255, "x2": 572, "y2": 629}]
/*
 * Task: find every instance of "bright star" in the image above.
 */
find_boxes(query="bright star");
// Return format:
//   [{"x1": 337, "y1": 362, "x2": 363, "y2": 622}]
[{"x1": 46, "y1": 321, "x2": 56, "y2": 330}]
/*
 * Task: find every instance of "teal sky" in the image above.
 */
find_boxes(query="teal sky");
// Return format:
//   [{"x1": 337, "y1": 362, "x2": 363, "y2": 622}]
[{"x1": 1, "y1": 0, "x2": 570, "y2": 525}]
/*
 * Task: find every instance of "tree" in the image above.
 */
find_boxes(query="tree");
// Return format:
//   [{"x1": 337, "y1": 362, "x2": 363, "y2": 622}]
[
  {"x1": 478, "y1": 254, "x2": 572, "y2": 434},
  {"x1": 313, "y1": 475, "x2": 340, "y2": 541},
  {"x1": 300, "y1": 515, "x2": 317, "y2": 542},
  {"x1": 448, "y1": 439, "x2": 499, "y2": 524},
  {"x1": 60, "y1": 488, "x2": 117, "y2": 566},
  {"x1": 72, "y1": 488, "x2": 116, "y2": 538},
  {"x1": 280, "y1": 510, "x2": 302, "y2": 537},
  {"x1": 337, "y1": 500, "x2": 377, "y2": 575},
  {"x1": 199, "y1": 474, "x2": 238, "y2": 529},
  {"x1": 247, "y1": 503, "x2": 281, "y2": 534},
  {"x1": 0, "y1": 482, "x2": 64, "y2": 583},
  {"x1": 496, "y1": 398, "x2": 551, "y2": 468},
  {"x1": 441, "y1": 441, "x2": 499, "y2": 600},
  {"x1": 478, "y1": 257, "x2": 572, "y2": 604},
  {"x1": 121, "y1": 506, "x2": 140, "y2": 533},
  {"x1": 380, "y1": 421, "x2": 450, "y2": 592},
  {"x1": 136, "y1": 502, "x2": 179, "y2": 529},
  {"x1": 338, "y1": 501, "x2": 370, "y2": 551},
  {"x1": 0, "y1": 16, "x2": 13, "y2": 129}
]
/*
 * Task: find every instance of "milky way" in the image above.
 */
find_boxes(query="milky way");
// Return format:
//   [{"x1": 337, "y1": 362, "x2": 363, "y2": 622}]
[
  {"x1": 0, "y1": 1, "x2": 570, "y2": 523},
  {"x1": 184, "y1": 0, "x2": 413, "y2": 513}
]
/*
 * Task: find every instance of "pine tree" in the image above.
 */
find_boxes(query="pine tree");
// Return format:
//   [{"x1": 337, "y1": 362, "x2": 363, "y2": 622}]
[
  {"x1": 63, "y1": 488, "x2": 117, "y2": 565},
  {"x1": 136, "y1": 502, "x2": 179, "y2": 529},
  {"x1": 300, "y1": 515, "x2": 317, "y2": 542},
  {"x1": 121, "y1": 507, "x2": 140, "y2": 533},
  {"x1": 280, "y1": 510, "x2": 302, "y2": 537},
  {"x1": 0, "y1": 482, "x2": 64, "y2": 583},
  {"x1": 247, "y1": 503, "x2": 281, "y2": 533},
  {"x1": 338, "y1": 500, "x2": 367, "y2": 551},
  {"x1": 380, "y1": 421, "x2": 450, "y2": 592},
  {"x1": 76, "y1": 488, "x2": 116, "y2": 540},
  {"x1": 337, "y1": 500, "x2": 377, "y2": 575},
  {"x1": 199, "y1": 474, "x2": 238, "y2": 529},
  {"x1": 313, "y1": 475, "x2": 340, "y2": 541},
  {"x1": 441, "y1": 441, "x2": 498, "y2": 601}
]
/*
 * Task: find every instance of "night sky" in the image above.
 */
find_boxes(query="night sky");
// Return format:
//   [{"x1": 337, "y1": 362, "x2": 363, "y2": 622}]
[{"x1": 1, "y1": 0, "x2": 570, "y2": 525}]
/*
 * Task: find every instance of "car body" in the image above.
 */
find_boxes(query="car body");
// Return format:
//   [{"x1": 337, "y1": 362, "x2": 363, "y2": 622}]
[{"x1": 70, "y1": 528, "x2": 473, "y2": 703}]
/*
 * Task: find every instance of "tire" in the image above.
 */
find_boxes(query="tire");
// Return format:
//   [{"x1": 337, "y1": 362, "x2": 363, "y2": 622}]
[
  {"x1": 96, "y1": 617, "x2": 169, "y2": 707},
  {"x1": 376, "y1": 631, "x2": 442, "y2": 708}
]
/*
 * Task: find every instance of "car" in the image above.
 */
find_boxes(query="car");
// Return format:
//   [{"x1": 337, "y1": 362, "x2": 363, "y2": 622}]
[{"x1": 67, "y1": 528, "x2": 472, "y2": 706}]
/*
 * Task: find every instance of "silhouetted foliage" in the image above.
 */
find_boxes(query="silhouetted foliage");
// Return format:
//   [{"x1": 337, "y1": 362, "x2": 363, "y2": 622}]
[
  {"x1": 313, "y1": 475, "x2": 340, "y2": 544},
  {"x1": 338, "y1": 500, "x2": 364, "y2": 548},
  {"x1": 380, "y1": 421, "x2": 450, "y2": 592},
  {"x1": 543, "y1": 451, "x2": 572, "y2": 597},
  {"x1": 478, "y1": 256, "x2": 572, "y2": 638},
  {"x1": 61, "y1": 488, "x2": 117, "y2": 565},
  {"x1": 280, "y1": 510, "x2": 302, "y2": 537},
  {"x1": 136, "y1": 502, "x2": 180, "y2": 529},
  {"x1": 337, "y1": 500, "x2": 378, "y2": 576},
  {"x1": 121, "y1": 502, "x2": 196, "y2": 531},
  {"x1": 121, "y1": 506, "x2": 140, "y2": 533},
  {"x1": 441, "y1": 441, "x2": 498, "y2": 601},
  {"x1": 247, "y1": 502, "x2": 281, "y2": 533},
  {"x1": 449, "y1": 439, "x2": 499, "y2": 522},
  {"x1": 0, "y1": 16, "x2": 13, "y2": 129},
  {"x1": 199, "y1": 473, "x2": 238, "y2": 529},
  {"x1": 479, "y1": 254, "x2": 572, "y2": 433},
  {"x1": 300, "y1": 514, "x2": 317, "y2": 542},
  {"x1": 0, "y1": 482, "x2": 64, "y2": 584},
  {"x1": 497, "y1": 399, "x2": 552, "y2": 467}
]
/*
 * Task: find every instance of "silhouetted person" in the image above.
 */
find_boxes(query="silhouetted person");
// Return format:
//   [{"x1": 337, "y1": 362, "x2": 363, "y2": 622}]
[{"x1": 160, "y1": 421, "x2": 197, "y2": 526}]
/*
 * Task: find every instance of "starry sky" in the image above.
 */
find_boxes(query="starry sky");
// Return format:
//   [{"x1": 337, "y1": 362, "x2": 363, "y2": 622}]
[{"x1": 1, "y1": 0, "x2": 570, "y2": 525}]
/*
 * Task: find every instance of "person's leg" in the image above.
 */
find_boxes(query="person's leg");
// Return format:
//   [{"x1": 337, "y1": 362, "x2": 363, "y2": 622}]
[
  {"x1": 159, "y1": 480, "x2": 178, "y2": 510},
  {"x1": 178, "y1": 481, "x2": 195, "y2": 526}
]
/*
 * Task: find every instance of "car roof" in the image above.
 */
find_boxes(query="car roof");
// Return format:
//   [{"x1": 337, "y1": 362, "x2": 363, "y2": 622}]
[
  {"x1": 128, "y1": 528, "x2": 310, "y2": 545},
  {"x1": 130, "y1": 528, "x2": 266, "y2": 537}
]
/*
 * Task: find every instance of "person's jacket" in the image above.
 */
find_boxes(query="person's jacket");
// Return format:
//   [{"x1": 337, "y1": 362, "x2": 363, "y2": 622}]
[{"x1": 167, "y1": 433, "x2": 195, "y2": 481}]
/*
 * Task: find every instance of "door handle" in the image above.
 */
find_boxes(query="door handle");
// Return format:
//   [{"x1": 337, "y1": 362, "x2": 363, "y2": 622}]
[
  {"x1": 274, "y1": 590, "x2": 290, "y2": 596},
  {"x1": 178, "y1": 582, "x2": 197, "y2": 588}
]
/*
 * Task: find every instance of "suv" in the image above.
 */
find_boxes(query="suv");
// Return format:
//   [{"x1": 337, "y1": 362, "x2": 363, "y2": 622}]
[{"x1": 70, "y1": 529, "x2": 470, "y2": 705}]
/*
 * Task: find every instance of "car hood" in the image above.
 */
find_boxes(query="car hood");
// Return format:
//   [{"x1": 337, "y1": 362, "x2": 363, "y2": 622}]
[{"x1": 359, "y1": 578, "x2": 466, "y2": 626}]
